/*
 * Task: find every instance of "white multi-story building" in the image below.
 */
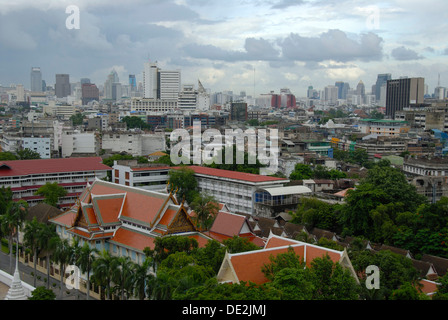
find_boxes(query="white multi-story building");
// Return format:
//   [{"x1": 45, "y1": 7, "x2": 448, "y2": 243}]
[
  {"x1": 143, "y1": 62, "x2": 159, "y2": 99},
  {"x1": 112, "y1": 163, "x2": 289, "y2": 215},
  {"x1": 112, "y1": 160, "x2": 169, "y2": 191},
  {"x1": 61, "y1": 130, "x2": 99, "y2": 157},
  {"x1": 102, "y1": 132, "x2": 166, "y2": 157},
  {"x1": 160, "y1": 70, "x2": 181, "y2": 100},
  {"x1": 131, "y1": 98, "x2": 178, "y2": 112},
  {"x1": 22, "y1": 137, "x2": 52, "y2": 158}
]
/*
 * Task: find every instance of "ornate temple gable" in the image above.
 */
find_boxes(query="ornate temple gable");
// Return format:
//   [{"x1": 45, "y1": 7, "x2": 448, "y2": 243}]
[
  {"x1": 90, "y1": 193, "x2": 125, "y2": 227},
  {"x1": 165, "y1": 205, "x2": 197, "y2": 235}
]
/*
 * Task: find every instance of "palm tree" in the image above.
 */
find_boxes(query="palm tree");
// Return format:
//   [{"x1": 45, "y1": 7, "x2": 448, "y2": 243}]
[
  {"x1": 132, "y1": 257, "x2": 154, "y2": 300},
  {"x1": 91, "y1": 250, "x2": 116, "y2": 300},
  {"x1": 189, "y1": 193, "x2": 219, "y2": 231},
  {"x1": 0, "y1": 200, "x2": 28, "y2": 274},
  {"x1": 37, "y1": 223, "x2": 59, "y2": 289},
  {"x1": 23, "y1": 217, "x2": 42, "y2": 287},
  {"x1": 53, "y1": 238, "x2": 73, "y2": 298},
  {"x1": 77, "y1": 242, "x2": 98, "y2": 300},
  {"x1": 112, "y1": 256, "x2": 134, "y2": 300}
]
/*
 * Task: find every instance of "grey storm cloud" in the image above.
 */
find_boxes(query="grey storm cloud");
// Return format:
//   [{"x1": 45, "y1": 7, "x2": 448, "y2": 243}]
[
  {"x1": 183, "y1": 29, "x2": 383, "y2": 64},
  {"x1": 270, "y1": 0, "x2": 306, "y2": 9},
  {"x1": 391, "y1": 46, "x2": 424, "y2": 61},
  {"x1": 279, "y1": 29, "x2": 383, "y2": 62}
]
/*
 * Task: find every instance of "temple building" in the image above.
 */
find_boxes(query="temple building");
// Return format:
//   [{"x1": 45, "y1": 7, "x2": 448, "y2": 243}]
[{"x1": 49, "y1": 179, "x2": 212, "y2": 266}]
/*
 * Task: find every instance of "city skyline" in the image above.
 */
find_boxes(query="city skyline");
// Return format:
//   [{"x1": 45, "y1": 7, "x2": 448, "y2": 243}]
[{"x1": 1, "y1": 0, "x2": 448, "y2": 97}]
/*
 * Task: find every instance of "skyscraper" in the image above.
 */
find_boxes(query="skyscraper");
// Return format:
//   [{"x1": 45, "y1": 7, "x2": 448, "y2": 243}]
[
  {"x1": 129, "y1": 75, "x2": 137, "y2": 91},
  {"x1": 159, "y1": 70, "x2": 181, "y2": 100},
  {"x1": 385, "y1": 77, "x2": 425, "y2": 118},
  {"x1": 82, "y1": 83, "x2": 99, "y2": 105},
  {"x1": 104, "y1": 70, "x2": 120, "y2": 100},
  {"x1": 30, "y1": 67, "x2": 42, "y2": 92},
  {"x1": 143, "y1": 62, "x2": 159, "y2": 99},
  {"x1": 375, "y1": 73, "x2": 391, "y2": 101},
  {"x1": 335, "y1": 81, "x2": 350, "y2": 99},
  {"x1": 55, "y1": 74, "x2": 71, "y2": 98}
]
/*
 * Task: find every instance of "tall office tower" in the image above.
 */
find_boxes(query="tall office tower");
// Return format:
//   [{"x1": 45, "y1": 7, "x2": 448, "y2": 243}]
[
  {"x1": 375, "y1": 73, "x2": 391, "y2": 101},
  {"x1": 129, "y1": 74, "x2": 137, "y2": 91},
  {"x1": 80, "y1": 78, "x2": 91, "y2": 85},
  {"x1": 385, "y1": 77, "x2": 425, "y2": 118},
  {"x1": 159, "y1": 70, "x2": 181, "y2": 100},
  {"x1": 30, "y1": 67, "x2": 42, "y2": 92},
  {"x1": 356, "y1": 80, "x2": 366, "y2": 97},
  {"x1": 55, "y1": 74, "x2": 71, "y2": 98},
  {"x1": 334, "y1": 81, "x2": 350, "y2": 99},
  {"x1": 230, "y1": 102, "x2": 248, "y2": 122},
  {"x1": 104, "y1": 70, "x2": 119, "y2": 100},
  {"x1": 143, "y1": 61, "x2": 159, "y2": 99},
  {"x1": 82, "y1": 83, "x2": 99, "y2": 105},
  {"x1": 324, "y1": 85, "x2": 338, "y2": 104}
]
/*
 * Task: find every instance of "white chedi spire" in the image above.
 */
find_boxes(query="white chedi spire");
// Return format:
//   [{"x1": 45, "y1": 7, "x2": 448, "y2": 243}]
[{"x1": 4, "y1": 244, "x2": 27, "y2": 300}]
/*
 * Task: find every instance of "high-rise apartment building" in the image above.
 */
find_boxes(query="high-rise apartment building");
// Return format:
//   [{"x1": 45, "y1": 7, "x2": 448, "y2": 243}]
[
  {"x1": 82, "y1": 83, "x2": 99, "y2": 105},
  {"x1": 335, "y1": 81, "x2": 350, "y2": 100},
  {"x1": 129, "y1": 74, "x2": 137, "y2": 91},
  {"x1": 385, "y1": 77, "x2": 425, "y2": 118},
  {"x1": 375, "y1": 73, "x2": 391, "y2": 101},
  {"x1": 55, "y1": 74, "x2": 71, "y2": 98},
  {"x1": 143, "y1": 62, "x2": 159, "y2": 99},
  {"x1": 30, "y1": 67, "x2": 42, "y2": 92},
  {"x1": 160, "y1": 70, "x2": 181, "y2": 100}
]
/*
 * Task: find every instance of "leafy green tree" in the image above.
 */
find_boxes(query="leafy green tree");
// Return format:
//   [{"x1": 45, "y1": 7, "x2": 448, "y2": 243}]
[
  {"x1": 206, "y1": 145, "x2": 265, "y2": 174},
  {"x1": 192, "y1": 239, "x2": 226, "y2": 274},
  {"x1": 308, "y1": 254, "x2": 360, "y2": 300},
  {"x1": 16, "y1": 148, "x2": 41, "y2": 160},
  {"x1": 28, "y1": 286, "x2": 56, "y2": 300},
  {"x1": 293, "y1": 197, "x2": 341, "y2": 231},
  {"x1": 349, "y1": 249, "x2": 419, "y2": 300},
  {"x1": 0, "y1": 152, "x2": 18, "y2": 161},
  {"x1": 121, "y1": 116, "x2": 151, "y2": 130},
  {"x1": 35, "y1": 182, "x2": 67, "y2": 207},
  {"x1": 289, "y1": 163, "x2": 313, "y2": 180},
  {"x1": 168, "y1": 167, "x2": 198, "y2": 204},
  {"x1": 70, "y1": 112, "x2": 84, "y2": 126},
  {"x1": 433, "y1": 272, "x2": 448, "y2": 300},
  {"x1": 222, "y1": 235, "x2": 260, "y2": 254},
  {"x1": 389, "y1": 282, "x2": 423, "y2": 300},
  {"x1": 151, "y1": 236, "x2": 199, "y2": 268}
]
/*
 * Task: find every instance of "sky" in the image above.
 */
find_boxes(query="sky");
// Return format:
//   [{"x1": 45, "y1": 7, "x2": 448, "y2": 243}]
[{"x1": 1, "y1": 0, "x2": 448, "y2": 97}]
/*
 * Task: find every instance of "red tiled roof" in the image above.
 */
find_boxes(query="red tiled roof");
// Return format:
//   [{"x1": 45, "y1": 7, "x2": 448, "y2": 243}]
[
  {"x1": 0, "y1": 157, "x2": 111, "y2": 177},
  {"x1": 210, "y1": 211, "x2": 246, "y2": 236},
  {"x1": 230, "y1": 245, "x2": 306, "y2": 284},
  {"x1": 174, "y1": 165, "x2": 287, "y2": 183},
  {"x1": 110, "y1": 227, "x2": 157, "y2": 251},
  {"x1": 88, "y1": 181, "x2": 169, "y2": 225}
]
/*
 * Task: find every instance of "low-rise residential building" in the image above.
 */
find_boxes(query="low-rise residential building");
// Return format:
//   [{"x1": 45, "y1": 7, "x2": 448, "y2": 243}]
[
  {"x1": 0, "y1": 157, "x2": 110, "y2": 208},
  {"x1": 358, "y1": 118, "x2": 410, "y2": 136}
]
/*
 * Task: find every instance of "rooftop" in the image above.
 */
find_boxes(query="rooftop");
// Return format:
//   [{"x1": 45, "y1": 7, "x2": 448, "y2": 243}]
[{"x1": 0, "y1": 157, "x2": 111, "y2": 177}]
